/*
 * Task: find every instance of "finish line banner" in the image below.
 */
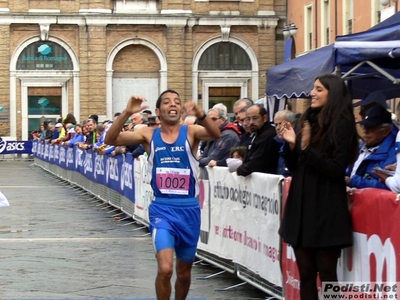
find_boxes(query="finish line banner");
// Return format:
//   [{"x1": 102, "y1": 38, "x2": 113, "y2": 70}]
[{"x1": 0, "y1": 140, "x2": 32, "y2": 154}]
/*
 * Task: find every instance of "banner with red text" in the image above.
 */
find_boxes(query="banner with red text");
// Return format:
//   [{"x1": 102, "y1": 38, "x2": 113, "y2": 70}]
[{"x1": 198, "y1": 167, "x2": 283, "y2": 286}]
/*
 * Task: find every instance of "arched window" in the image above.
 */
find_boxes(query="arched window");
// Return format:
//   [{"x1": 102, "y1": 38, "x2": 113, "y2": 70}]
[
  {"x1": 198, "y1": 42, "x2": 251, "y2": 70},
  {"x1": 17, "y1": 41, "x2": 73, "y2": 70}
]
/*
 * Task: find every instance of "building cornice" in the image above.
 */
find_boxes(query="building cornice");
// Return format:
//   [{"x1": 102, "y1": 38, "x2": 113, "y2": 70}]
[{"x1": 0, "y1": 13, "x2": 280, "y2": 27}]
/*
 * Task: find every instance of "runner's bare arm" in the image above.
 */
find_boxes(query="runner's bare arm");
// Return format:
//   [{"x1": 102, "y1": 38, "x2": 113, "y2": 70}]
[
  {"x1": 183, "y1": 101, "x2": 220, "y2": 141},
  {"x1": 105, "y1": 96, "x2": 150, "y2": 147}
]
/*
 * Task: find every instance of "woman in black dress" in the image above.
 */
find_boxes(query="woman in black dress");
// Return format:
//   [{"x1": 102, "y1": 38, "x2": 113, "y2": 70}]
[{"x1": 278, "y1": 74, "x2": 359, "y2": 300}]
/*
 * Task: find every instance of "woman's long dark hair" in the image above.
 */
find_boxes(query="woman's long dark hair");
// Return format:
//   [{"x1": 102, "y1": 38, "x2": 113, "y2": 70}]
[{"x1": 298, "y1": 74, "x2": 359, "y2": 163}]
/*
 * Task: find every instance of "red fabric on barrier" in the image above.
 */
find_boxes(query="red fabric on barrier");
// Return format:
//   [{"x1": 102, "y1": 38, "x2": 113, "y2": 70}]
[
  {"x1": 282, "y1": 183, "x2": 400, "y2": 299},
  {"x1": 350, "y1": 188, "x2": 399, "y2": 239},
  {"x1": 281, "y1": 177, "x2": 302, "y2": 300}
]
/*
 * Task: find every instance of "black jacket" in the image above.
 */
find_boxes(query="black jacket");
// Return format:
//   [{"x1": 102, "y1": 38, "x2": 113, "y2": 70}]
[
  {"x1": 279, "y1": 116, "x2": 356, "y2": 248},
  {"x1": 236, "y1": 122, "x2": 279, "y2": 176}
]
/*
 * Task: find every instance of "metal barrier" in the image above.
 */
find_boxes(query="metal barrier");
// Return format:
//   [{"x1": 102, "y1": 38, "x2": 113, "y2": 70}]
[{"x1": 34, "y1": 157, "x2": 144, "y2": 227}]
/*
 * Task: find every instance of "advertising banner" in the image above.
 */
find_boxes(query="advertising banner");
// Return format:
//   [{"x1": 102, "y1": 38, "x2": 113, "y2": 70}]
[
  {"x1": 198, "y1": 167, "x2": 283, "y2": 286},
  {"x1": 0, "y1": 140, "x2": 32, "y2": 155}
]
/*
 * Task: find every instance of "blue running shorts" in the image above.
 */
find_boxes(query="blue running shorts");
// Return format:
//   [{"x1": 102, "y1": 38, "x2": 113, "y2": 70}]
[{"x1": 149, "y1": 197, "x2": 200, "y2": 263}]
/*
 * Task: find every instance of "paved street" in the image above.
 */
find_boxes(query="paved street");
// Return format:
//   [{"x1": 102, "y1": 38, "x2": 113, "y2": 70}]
[{"x1": 0, "y1": 161, "x2": 271, "y2": 300}]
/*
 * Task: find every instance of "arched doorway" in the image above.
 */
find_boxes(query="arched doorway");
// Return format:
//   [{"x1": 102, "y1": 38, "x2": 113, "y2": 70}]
[
  {"x1": 10, "y1": 37, "x2": 79, "y2": 140},
  {"x1": 106, "y1": 39, "x2": 167, "y2": 117},
  {"x1": 193, "y1": 37, "x2": 259, "y2": 116}
]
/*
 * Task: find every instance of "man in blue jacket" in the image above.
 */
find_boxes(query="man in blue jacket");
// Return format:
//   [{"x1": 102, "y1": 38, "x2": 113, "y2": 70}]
[{"x1": 346, "y1": 105, "x2": 397, "y2": 190}]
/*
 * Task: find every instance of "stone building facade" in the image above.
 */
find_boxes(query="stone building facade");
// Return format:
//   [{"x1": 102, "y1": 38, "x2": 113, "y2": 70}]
[{"x1": 0, "y1": 0, "x2": 286, "y2": 140}]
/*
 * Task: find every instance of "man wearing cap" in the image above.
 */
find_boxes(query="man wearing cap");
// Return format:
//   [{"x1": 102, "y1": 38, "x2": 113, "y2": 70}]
[
  {"x1": 50, "y1": 123, "x2": 64, "y2": 145},
  {"x1": 353, "y1": 90, "x2": 389, "y2": 120},
  {"x1": 123, "y1": 119, "x2": 133, "y2": 131},
  {"x1": 345, "y1": 105, "x2": 398, "y2": 190}
]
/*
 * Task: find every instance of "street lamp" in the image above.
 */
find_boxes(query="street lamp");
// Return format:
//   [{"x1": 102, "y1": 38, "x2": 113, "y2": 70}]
[
  {"x1": 283, "y1": 25, "x2": 290, "y2": 39},
  {"x1": 283, "y1": 23, "x2": 298, "y2": 39}
]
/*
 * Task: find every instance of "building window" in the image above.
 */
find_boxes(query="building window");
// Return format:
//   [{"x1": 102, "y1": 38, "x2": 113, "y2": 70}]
[
  {"x1": 321, "y1": 0, "x2": 330, "y2": 46},
  {"x1": 17, "y1": 41, "x2": 73, "y2": 70},
  {"x1": 198, "y1": 42, "x2": 251, "y2": 70},
  {"x1": 371, "y1": 0, "x2": 382, "y2": 25},
  {"x1": 343, "y1": 0, "x2": 354, "y2": 35},
  {"x1": 305, "y1": 4, "x2": 313, "y2": 51}
]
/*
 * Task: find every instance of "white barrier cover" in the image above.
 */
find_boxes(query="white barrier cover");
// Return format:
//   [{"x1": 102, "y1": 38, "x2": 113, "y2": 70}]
[
  {"x1": 198, "y1": 167, "x2": 283, "y2": 286},
  {"x1": 133, "y1": 156, "x2": 153, "y2": 223}
]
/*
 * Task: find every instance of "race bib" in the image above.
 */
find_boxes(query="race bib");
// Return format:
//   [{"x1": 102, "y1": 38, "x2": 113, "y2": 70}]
[{"x1": 156, "y1": 167, "x2": 190, "y2": 195}]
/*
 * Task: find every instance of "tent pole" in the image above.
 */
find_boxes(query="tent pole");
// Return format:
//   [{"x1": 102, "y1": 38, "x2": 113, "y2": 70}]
[
  {"x1": 335, "y1": 65, "x2": 341, "y2": 76},
  {"x1": 341, "y1": 61, "x2": 400, "y2": 84}
]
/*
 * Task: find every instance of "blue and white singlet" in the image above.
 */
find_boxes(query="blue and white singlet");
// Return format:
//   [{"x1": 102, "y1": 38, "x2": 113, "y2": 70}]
[{"x1": 147, "y1": 125, "x2": 199, "y2": 199}]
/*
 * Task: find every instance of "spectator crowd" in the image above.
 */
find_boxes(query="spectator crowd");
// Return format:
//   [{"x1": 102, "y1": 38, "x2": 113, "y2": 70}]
[{"x1": 33, "y1": 85, "x2": 400, "y2": 194}]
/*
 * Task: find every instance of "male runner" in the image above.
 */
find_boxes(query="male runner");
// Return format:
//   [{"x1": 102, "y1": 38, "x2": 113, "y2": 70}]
[{"x1": 105, "y1": 90, "x2": 220, "y2": 300}]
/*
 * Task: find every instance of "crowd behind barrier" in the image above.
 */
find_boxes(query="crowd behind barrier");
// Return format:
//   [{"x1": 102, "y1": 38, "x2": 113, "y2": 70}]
[{"x1": 32, "y1": 140, "x2": 400, "y2": 299}]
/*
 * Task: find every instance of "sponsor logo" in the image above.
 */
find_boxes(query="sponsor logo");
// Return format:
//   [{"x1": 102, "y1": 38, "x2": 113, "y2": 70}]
[
  {"x1": 0, "y1": 141, "x2": 26, "y2": 154},
  {"x1": 44, "y1": 144, "x2": 49, "y2": 159},
  {"x1": 32, "y1": 142, "x2": 37, "y2": 153},
  {"x1": 54, "y1": 145, "x2": 59, "y2": 160},
  {"x1": 106, "y1": 157, "x2": 119, "y2": 183},
  {"x1": 171, "y1": 146, "x2": 184, "y2": 152},
  {"x1": 0, "y1": 140, "x2": 6, "y2": 153},
  {"x1": 66, "y1": 148, "x2": 74, "y2": 167},
  {"x1": 75, "y1": 149, "x2": 84, "y2": 169},
  {"x1": 120, "y1": 160, "x2": 133, "y2": 191},
  {"x1": 83, "y1": 153, "x2": 93, "y2": 174},
  {"x1": 59, "y1": 147, "x2": 66, "y2": 164},
  {"x1": 94, "y1": 155, "x2": 104, "y2": 179},
  {"x1": 48, "y1": 145, "x2": 53, "y2": 161},
  {"x1": 155, "y1": 146, "x2": 166, "y2": 152},
  {"x1": 38, "y1": 97, "x2": 49, "y2": 107},
  {"x1": 38, "y1": 44, "x2": 51, "y2": 55}
]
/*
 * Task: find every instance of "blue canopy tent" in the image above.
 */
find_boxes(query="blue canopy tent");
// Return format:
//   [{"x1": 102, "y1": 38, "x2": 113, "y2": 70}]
[
  {"x1": 334, "y1": 13, "x2": 400, "y2": 99},
  {"x1": 265, "y1": 45, "x2": 334, "y2": 99},
  {"x1": 266, "y1": 12, "x2": 400, "y2": 100}
]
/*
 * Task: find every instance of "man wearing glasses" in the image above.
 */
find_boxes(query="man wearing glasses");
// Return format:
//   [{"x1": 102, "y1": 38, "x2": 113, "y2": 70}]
[{"x1": 236, "y1": 104, "x2": 280, "y2": 176}]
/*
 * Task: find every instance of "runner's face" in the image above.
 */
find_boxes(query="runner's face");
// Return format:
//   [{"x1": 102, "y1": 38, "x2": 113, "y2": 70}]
[{"x1": 157, "y1": 92, "x2": 181, "y2": 123}]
